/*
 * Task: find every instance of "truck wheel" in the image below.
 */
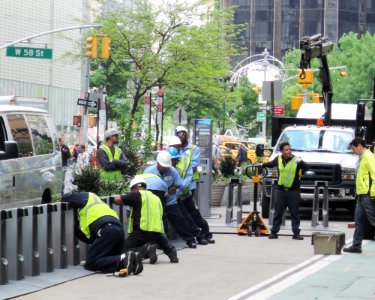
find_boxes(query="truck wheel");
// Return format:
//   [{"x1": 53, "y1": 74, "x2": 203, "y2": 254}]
[
  {"x1": 261, "y1": 193, "x2": 270, "y2": 218},
  {"x1": 363, "y1": 214, "x2": 375, "y2": 240}
]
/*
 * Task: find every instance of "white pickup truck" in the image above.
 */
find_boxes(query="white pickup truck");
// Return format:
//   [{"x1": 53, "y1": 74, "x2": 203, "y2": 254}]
[{"x1": 261, "y1": 103, "x2": 360, "y2": 219}]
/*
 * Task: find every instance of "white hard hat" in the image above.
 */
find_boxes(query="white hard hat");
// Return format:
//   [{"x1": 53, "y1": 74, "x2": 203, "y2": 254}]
[
  {"x1": 157, "y1": 150, "x2": 172, "y2": 168},
  {"x1": 168, "y1": 136, "x2": 182, "y2": 146},
  {"x1": 175, "y1": 126, "x2": 188, "y2": 134},
  {"x1": 104, "y1": 128, "x2": 119, "y2": 139},
  {"x1": 129, "y1": 177, "x2": 147, "y2": 189}
]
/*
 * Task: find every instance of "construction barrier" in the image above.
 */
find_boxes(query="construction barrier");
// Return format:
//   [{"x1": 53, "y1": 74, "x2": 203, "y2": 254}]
[{"x1": 0, "y1": 200, "x2": 128, "y2": 286}]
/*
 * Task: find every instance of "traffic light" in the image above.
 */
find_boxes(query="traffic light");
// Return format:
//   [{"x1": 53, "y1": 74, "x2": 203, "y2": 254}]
[
  {"x1": 85, "y1": 35, "x2": 98, "y2": 58},
  {"x1": 101, "y1": 36, "x2": 111, "y2": 59},
  {"x1": 312, "y1": 93, "x2": 320, "y2": 103},
  {"x1": 340, "y1": 71, "x2": 348, "y2": 77},
  {"x1": 252, "y1": 86, "x2": 260, "y2": 94}
]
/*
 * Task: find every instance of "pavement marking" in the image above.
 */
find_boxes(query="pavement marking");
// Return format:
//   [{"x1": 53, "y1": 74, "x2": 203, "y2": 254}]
[{"x1": 229, "y1": 239, "x2": 365, "y2": 300}]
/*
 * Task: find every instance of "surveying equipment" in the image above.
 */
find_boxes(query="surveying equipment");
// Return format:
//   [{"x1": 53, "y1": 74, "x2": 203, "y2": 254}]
[{"x1": 237, "y1": 164, "x2": 269, "y2": 236}]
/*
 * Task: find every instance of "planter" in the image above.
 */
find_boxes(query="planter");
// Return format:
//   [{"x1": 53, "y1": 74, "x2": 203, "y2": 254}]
[{"x1": 211, "y1": 181, "x2": 228, "y2": 207}]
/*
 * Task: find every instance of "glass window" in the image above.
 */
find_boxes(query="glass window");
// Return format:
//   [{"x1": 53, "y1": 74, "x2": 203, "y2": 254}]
[
  {"x1": 7, "y1": 114, "x2": 33, "y2": 157},
  {"x1": 26, "y1": 115, "x2": 53, "y2": 155}
]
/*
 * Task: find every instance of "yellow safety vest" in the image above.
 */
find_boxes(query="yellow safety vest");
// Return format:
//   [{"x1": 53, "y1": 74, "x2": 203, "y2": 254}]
[
  {"x1": 187, "y1": 144, "x2": 199, "y2": 181},
  {"x1": 128, "y1": 190, "x2": 164, "y2": 234},
  {"x1": 79, "y1": 193, "x2": 119, "y2": 239},
  {"x1": 356, "y1": 149, "x2": 375, "y2": 197},
  {"x1": 176, "y1": 156, "x2": 190, "y2": 195},
  {"x1": 100, "y1": 144, "x2": 123, "y2": 181},
  {"x1": 277, "y1": 156, "x2": 299, "y2": 188}
]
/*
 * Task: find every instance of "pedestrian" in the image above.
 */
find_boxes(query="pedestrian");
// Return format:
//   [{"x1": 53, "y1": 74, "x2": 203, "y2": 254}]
[
  {"x1": 75, "y1": 144, "x2": 90, "y2": 175},
  {"x1": 97, "y1": 129, "x2": 128, "y2": 181},
  {"x1": 61, "y1": 192, "x2": 143, "y2": 275},
  {"x1": 59, "y1": 137, "x2": 71, "y2": 195},
  {"x1": 212, "y1": 141, "x2": 221, "y2": 173},
  {"x1": 262, "y1": 142, "x2": 308, "y2": 240},
  {"x1": 236, "y1": 144, "x2": 247, "y2": 167},
  {"x1": 114, "y1": 177, "x2": 179, "y2": 264},
  {"x1": 143, "y1": 150, "x2": 198, "y2": 248},
  {"x1": 343, "y1": 137, "x2": 375, "y2": 253}
]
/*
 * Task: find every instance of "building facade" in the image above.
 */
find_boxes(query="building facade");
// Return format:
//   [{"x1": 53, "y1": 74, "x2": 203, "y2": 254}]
[
  {"x1": 0, "y1": 0, "x2": 101, "y2": 143},
  {"x1": 224, "y1": 0, "x2": 375, "y2": 61}
]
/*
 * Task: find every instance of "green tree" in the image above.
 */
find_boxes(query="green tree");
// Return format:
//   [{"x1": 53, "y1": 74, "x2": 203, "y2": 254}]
[{"x1": 90, "y1": 0, "x2": 243, "y2": 150}]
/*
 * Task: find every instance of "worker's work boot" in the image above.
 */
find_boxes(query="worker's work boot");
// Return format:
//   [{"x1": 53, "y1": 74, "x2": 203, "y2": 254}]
[
  {"x1": 197, "y1": 237, "x2": 209, "y2": 245},
  {"x1": 133, "y1": 252, "x2": 144, "y2": 275},
  {"x1": 292, "y1": 230, "x2": 304, "y2": 240},
  {"x1": 268, "y1": 231, "x2": 278, "y2": 239},
  {"x1": 121, "y1": 251, "x2": 135, "y2": 274},
  {"x1": 167, "y1": 248, "x2": 179, "y2": 263},
  {"x1": 146, "y1": 244, "x2": 158, "y2": 264}
]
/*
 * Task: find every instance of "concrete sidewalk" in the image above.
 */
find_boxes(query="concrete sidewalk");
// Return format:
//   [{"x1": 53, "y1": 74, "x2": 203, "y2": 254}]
[{"x1": 2, "y1": 205, "x2": 373, "y2": 300}]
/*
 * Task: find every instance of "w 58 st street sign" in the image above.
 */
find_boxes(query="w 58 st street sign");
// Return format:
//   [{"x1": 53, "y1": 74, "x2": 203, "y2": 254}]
[{"x1": 6, "y1": 46, "x2": 53, "y2": 59}]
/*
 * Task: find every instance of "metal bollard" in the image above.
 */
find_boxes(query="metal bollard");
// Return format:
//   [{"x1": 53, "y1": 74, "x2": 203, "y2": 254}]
[
  {"x1": 321, "y1": 182, "x2": 329, "y2": 227},
  {"x1": 225, "y1": 181, "x2": 235, "y2": 223},
  {"x1": 311, "y1": 181, "x2": 328, "y2": 227},
  {"x1": 32, "y1": 206, "x2": 43, "y2": 276},
  {"x1": 236, "y1": 180, "x2": 243, "y2": 225},
  {"x1": 0, "y1": 210, "x2": 11, "y2": 285},
  {"x1": 59, "y1": 202, "x2": 69, "y2": 269},
  {"x1": 46, "y1": 204, "x2": 57, "y2": 272},
  {"x1": 16, "y1": 208, "x2": 27, "y2": 280}
]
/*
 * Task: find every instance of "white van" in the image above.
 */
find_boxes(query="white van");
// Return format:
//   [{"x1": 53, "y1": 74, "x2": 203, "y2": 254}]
[{"x1": 0, "y1": 105, "x2": 61, "y2": 208}]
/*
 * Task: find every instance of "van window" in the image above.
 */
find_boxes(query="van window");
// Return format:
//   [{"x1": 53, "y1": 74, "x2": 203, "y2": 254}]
[
  {"x1": 26, "y1": 114, "x2": 53, "y2": 155},
  {"x1": 0, "y1": 117, "x2": 7, "y2": 151},
  {"x1": 7, "y1": 114, "x2": 33, "y2": 157}
]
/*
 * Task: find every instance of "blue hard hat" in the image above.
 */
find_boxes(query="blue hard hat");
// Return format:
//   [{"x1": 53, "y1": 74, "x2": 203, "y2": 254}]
[{"x1": 166, "y1": 147, "x2": 180, "y2": 159}]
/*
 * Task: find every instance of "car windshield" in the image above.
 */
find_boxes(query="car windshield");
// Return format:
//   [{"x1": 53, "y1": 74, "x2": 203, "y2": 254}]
[{"x1": 278, "y1": 129, "x2": 353, "y2": 153}]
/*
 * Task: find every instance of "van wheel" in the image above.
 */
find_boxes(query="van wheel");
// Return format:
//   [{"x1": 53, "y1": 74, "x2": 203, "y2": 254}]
[
  {"x1": 363, "y1": 214, "x2": 375, "y2": 240},
  {"x1": 261, "y1": 193, "x2": 270, "y2": 218},
  {"x1": 42, "y1": 189, "x2": 52, "y2": 204}
]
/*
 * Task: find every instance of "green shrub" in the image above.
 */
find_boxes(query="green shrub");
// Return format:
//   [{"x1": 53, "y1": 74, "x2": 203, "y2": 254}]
[{"x1": 219, "y1": 156, "x2": 237, "y2": 177}]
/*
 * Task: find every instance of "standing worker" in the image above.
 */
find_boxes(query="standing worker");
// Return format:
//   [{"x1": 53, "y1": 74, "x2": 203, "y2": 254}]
[
  {"x1": 262, "y1": 142, "x2": 308, "y2": 240},
  {"x1": 97, "y1": 129, "x2": 128, "y2": 181},
  {"x1": 175, "y1": 128, "x2": 215, "y2": 243},
  {"x1": 62, "y1": 192, "x2": 143, "y2": 275},
  {"x1": 114, "y1": 177, "x2": 179, "y2": 264},
  {"x1": 343, "y1": 137, "x2": 375, "y2": 253},
  {"x1": 144, "y1": 151, "x2": 198, "y2": 248},
  {"x1": 59, "y1": 137, "x2": 71, "y2": 195}
]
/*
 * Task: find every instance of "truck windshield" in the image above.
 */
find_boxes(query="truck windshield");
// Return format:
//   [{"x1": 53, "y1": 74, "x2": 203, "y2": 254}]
[{"x1": 279, "y1": 130, "x2": 353, "y2": 153}]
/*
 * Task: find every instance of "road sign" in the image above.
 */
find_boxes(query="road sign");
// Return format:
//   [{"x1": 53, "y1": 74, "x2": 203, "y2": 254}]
[
  {"x1": 273, "y1": 105, "x2": 285, "y2": 116},
  {"x1": 256, "y1": 111, "x2": 266, "y2": 122},
  {"x1": 77, "y1": 98, "x2": 98, "y2": 109},
  {"x1": 262, "y1": 80, "x2": 282, "y2": 102},
  {"x1": 6, "y1": 47, "x2": 53, "y2": 59},
  {"x1": 172, "y1": 108, "x2": 187, "y2": 125}
]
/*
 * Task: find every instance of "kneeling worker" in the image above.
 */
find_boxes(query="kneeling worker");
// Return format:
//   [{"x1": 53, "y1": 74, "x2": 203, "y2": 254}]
[
  {"x1": 62, "y1": 192, "x2": 143, "y2": 275},
  {"x1": 114, "y1": 177, "x2": 179, "y2": 263}
]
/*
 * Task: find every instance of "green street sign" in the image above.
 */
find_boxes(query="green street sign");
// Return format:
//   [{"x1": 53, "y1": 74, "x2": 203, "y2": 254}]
[
  {"x1": 256, "y1": 111, "x2": 266, "y2": 122},
  {"x1": 6, "y1": 47, "x2": 53, "y2": 59}
]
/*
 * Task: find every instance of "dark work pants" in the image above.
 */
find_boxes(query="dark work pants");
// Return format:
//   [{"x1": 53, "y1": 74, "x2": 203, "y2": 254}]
[
  {"x1": 124, "y1": 230, "x2": 175, "y2": 257},
  {"x1": 166, "y1": 203, "x2": 196, "y2": 243},
  {"x1": 84, "y1": 223, "x2": 125, "y2": 273},
  {"x1": 177, "y1": 199, "x2": 201, "y2": 237},
  {"x1": 352, "y1": 195, "x2": 375, "y2": 249},
  {"x1": 183, "y1": 192, "x2": 212, "y2": 239},
  {"x1": 271, "y1": 189, "x2": 301, "y2": 233}
]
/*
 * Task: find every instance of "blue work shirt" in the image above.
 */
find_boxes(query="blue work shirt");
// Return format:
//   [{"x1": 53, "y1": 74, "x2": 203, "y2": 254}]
[
  {"x1": 180, "y1": 143, "x2": 200, "y2": 190},
  {"x1": 143, "y1": 164, "x2": 183, "y2": 206},
  {"x1": 143, "y1": 175, "x2": 168, "y2": 192}
]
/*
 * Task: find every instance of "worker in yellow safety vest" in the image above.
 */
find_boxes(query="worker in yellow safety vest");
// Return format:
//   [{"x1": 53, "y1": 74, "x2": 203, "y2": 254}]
[
  {"x1": 262, "y1": 142, "x2": 308, "y2": 240},
  {"x1": 114, "y1": 177, "x2": 179, "y2": 263},
  {"x1": 97, "y1": 129, "x2": 128, "y2": 181},
  {"x1": 61, "y1": 192, "x2": 142, "y2": 275}
]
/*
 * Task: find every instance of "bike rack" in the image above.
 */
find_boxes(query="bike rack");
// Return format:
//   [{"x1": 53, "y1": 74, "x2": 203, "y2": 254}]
[
  {"x1": 311, "y1": 181, "x2": 329, "y2": 227},
  {"x1": 225, "y1": 178, "x2": 242, "y2": 224}
]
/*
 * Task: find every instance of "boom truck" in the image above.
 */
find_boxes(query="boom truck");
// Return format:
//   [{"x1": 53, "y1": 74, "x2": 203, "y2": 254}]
[{"x1": 261, "y1": 34, "x2": 375, "y2": 238}]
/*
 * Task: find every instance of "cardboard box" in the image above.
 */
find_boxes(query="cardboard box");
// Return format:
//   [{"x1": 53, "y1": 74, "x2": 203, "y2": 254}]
[{"x1": 311, "y1": 232, "x2": 345, "y2": 255}]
